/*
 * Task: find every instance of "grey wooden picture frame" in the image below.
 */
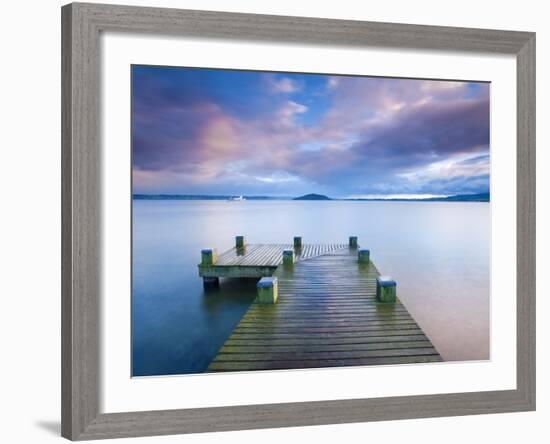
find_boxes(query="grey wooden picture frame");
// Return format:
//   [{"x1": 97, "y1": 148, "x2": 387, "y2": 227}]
[{"x1": 61, "y1": 2, "x2": 536, "y2": 440}]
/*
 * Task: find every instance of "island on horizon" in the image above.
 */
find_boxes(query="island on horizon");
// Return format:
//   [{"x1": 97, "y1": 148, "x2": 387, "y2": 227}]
[{"x1": 293, "y1": 193, "x2": 332, "y2": 201}]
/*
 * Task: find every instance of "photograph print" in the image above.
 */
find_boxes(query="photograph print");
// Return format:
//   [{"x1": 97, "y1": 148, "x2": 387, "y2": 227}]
[{"x1": 131, "y1": 65, "x2": 490, "y2": 377}]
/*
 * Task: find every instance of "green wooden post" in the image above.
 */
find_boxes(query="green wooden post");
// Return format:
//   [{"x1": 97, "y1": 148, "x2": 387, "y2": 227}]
[
  {"x1": 235, "y1": 235, "x2": 245, "y2": 249},
  {"x1": 201, "y1": 248, "x2": 217, "y2": 266},
  {"x1": 376, "y1": 276, "x2": 397, "y2": 303},
  {"x1": 257, "y1": 277, "x2": 278, "y2": 304},
  {"x1": 283, "y1": 249, "x2": 295, "y2": 267},
  {"x1": 349, "y1": 236, "x2": 358, "y2": 248},
  {"x1": 293, "y1": 236, "x2": 302, "y2": 249},
  {"x1": 358, "y1": 248, "x2": 370, "y2": 264}
]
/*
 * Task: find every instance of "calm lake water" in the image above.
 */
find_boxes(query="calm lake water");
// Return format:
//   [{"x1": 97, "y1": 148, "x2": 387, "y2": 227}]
[{"x1": 132, "y1": 199, "x2": 490, "y2": 376}]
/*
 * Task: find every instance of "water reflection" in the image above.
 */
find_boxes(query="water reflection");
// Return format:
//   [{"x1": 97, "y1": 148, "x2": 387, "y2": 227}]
[{"x1": 201, "y1": 278, "x2": 257, "y2": 314}]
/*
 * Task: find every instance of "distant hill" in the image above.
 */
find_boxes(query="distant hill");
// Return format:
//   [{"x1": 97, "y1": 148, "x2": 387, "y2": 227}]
[
  {"x1": 293, "y1": 193, "x2": 331, "y2": 201},
  {"x1": 346, "y1": 193, "x2": 490, "y2": 202},
  {"x1": 425, "y1": 193, "x2": 490, "y2": 202}
]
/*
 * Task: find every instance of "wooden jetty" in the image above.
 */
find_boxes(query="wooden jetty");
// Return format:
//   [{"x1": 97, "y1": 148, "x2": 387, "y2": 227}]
[{"x1": 200, "y1": 237, "x2": 442, "y2": 372}]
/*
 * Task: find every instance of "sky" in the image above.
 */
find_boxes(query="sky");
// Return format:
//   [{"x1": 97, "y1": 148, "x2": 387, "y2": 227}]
[{"x1": 132, "y1": 65, "x2": 490, "y2": 198}]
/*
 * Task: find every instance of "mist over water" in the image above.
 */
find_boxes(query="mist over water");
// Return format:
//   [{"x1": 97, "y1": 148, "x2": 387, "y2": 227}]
[{"x1": 132, "y1": 199, "x2": 490, "y2": 376}]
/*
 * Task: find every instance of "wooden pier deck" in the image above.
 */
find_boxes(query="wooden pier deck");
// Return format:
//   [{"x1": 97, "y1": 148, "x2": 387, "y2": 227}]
[{"x1": 207, "y1": 245, "x2": 442, "y2": 372}]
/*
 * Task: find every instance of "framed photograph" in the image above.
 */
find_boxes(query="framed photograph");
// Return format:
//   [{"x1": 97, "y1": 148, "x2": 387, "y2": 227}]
[{"x1": 61, "y1": 2, "x2": 535, "y2": 440}]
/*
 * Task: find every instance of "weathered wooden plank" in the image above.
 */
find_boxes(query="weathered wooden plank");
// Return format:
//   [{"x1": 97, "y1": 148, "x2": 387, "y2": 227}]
[
  {"x1": 232, "y1": 325, "x2": 420, "y2": 334},
  {"x1": 243, "y1": 308, "x2": 411, "y2": 315},
  {"x1": 247, "y1": 304, "x2": 407, "y2": 311},
  {"x1": 245, "y1": 303, "x2": 406, "y2": 310},
  {"x1": 241, "y1": 316, "x2": 415, "y2": 324},
  {"x1": 220, "y1": 341, "x2": 434, "y2": 353},
  {"x1": 208, "y1": 355, "x2": 443, "y2": 372},
  {"x1": 245, "y1": 308, "x2": 410, "y2": 315},
  {"x1": 224, "y1": 334, "x2": 430, "y2": 347},
  {"x1": 230, "y1": 326, "x2": 423, "y2": 339},
  {"x1": 212, "y1": 347, "x2": 439, "y2": 362},
  {"x1": 237, "y1": 320, "x2": 417, "y2": 329},
  {"x1": 236, "y1": 320, "x2": 419, "y2": 329},
  {"x1": 227, "y1": 329, "x2": 427, "y2": 340},
  {"x1": 234, "y1": 319, "x2": 419, "y2": 328},
  {"x1": 233, "y1": 328, "x2": 422, "y2": 336}
]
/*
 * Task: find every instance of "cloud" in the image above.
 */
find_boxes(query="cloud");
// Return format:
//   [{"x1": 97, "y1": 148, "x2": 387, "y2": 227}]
[
  {"x1": 327, "y1": 78, "x2": 340, "y2": 89},
  {"x1": 398, "y1": 153, "x2": 490, "y2": 183},
  {"x1": 275, "y1": 101, "x2": 308, "y2": 127},
  {"x1": 268, "y1": 75, "x2": 301, "y2": 93},
  {"x1": 363, "y1": 98, "x2": 489, "y2": 157},
  {"x1": 253, "y1": 171, "x2": 301, "y2": 183},
  {"x1": 132, "y1": 66, "x2": 490, "y2": 196}
]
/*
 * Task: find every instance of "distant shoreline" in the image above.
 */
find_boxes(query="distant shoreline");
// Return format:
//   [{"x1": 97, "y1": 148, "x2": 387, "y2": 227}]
[{"x1": 133, "y1": 192, "x2": 490, "y2": 203}]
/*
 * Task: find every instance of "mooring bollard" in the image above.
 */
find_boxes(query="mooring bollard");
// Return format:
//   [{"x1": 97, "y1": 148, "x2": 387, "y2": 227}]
[
  {"x1": 349, "y1": 236, "x2": 358, "y2": 248},
  {"x1": 257, "y1": 277, "x2": 278, "y2": 304},
  {"x1": 293, "y1": 236, "x2": 302, "y2": 249},
  {"x1": 376, "y1": 276, "x2": 397, "y2": 303},
  {"x1": 201, "y1": 248, "x2": 218, "y2": 266},
  {"x1": 358, "y1": 248, "x2": 370, "y2": 264},
  {"x1": 283, "y1": 249, "x2": 295, "y2": 267},
  {"x1": 235, "y1": 235, "x2": 245, "y2": 249}
]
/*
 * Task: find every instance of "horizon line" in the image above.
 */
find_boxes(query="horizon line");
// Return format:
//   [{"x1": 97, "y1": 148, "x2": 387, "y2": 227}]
[{"x1": 133, "y1": 191, "x2": 490, "y2": 200}]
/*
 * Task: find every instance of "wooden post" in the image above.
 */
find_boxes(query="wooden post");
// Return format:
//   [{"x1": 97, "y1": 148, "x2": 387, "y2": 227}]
[
  {"x1": 235, "y1": 236, "x2": 245, "y2": 249},
  {"x1": 358, "y1": 248, "x2": 370, "y2": 264},
  {"x1": 293, "y1": 236, "x2": 302, "y2": 249},
  {"x1": 376, "y1": 276, "x2": 397, "y2": 303},
  {"x1": 257, "y1": 277, "x2": 278, "y2": 304},
  {"x1": 349, "y1": 236, "x2": 358, "y2": 248},
  {"x1": 201, "y1": 249, "x2": 219, "y2": 288},
  {"x1": 283, "y1": 249, "x2": 295, "y2": 267},
  {"x1": 201, "y1": 248, "x2": 217, "y2": 266}
]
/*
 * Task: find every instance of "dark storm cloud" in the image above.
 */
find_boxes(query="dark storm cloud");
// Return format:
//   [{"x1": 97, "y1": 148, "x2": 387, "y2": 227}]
[{"x1": 357, "y1": 98, "x2": 490, "y2": 161}]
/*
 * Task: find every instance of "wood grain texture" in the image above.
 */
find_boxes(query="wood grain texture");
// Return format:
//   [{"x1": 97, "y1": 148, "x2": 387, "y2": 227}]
[
  {"x1": 61, "y1": 2, "x2": 536, "y2": 440},
  {"x1": 62, "y1": 3, "x2": 101, "y2": 440},
  {"x1": 516, "y1": 34, "x2": 536, "y2": 410},
  {"x1": 61, "y1": 5, "x2": 73, "y2": 438},
  {"x1": 75, "y1": 2, "x2": 532, "y2": 53}
]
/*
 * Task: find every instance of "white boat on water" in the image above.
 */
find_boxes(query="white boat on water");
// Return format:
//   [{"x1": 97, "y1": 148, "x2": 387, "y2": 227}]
[{"x1": 228, "y1": 195, "x2": 246, "y2": 201}]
